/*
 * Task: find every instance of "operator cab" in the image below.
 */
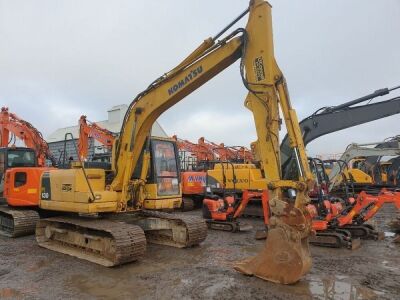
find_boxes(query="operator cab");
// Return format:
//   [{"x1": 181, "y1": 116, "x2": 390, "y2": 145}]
[
  {"x1": 130, "y1": 137, "x2": 181, "y2": 209},
  {"x1": 0, "y1": 147, "x2": 37, "y2": 195},
  {"x1": 149, "y1": 138, "x2": 180, "y2": 197}
]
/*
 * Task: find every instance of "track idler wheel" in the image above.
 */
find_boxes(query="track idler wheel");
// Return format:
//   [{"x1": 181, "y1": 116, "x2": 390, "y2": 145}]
[{"x1": 234, "y1": 204, "x2": 311, "y2": 284}]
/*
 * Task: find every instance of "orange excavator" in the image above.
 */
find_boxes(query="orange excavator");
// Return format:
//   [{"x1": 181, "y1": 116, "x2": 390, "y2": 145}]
[
  {"x1": 0, "y1": 107, "x2": 56, "y2": 237},
  {"x1": 306, "y1": 157, "x2": 400, "y2": 249},
  {"x1": 228, "y1": 145, "x2": 254, "y2": 163},
  {"x1": 0, "y1": 107, "x2": 56, "y2": 167},
  {"x1": 176, "y1": 136, "x2": 255, "y2": 210},
  {"x1": 77, "y1": 115, "x2": 115, "y2": 161},
  {"x1": 198, "y1": 137, "x2": 237, "y2": 161},
  {"x1": 174, "y1": 136, "x2": 214, "y2": 165},
  {"x1": 173, "y1": 135, "x2": 214, "y2": 210},
  {"x1": 309, "y1": 189, "x2": 400, "y2": 248}
]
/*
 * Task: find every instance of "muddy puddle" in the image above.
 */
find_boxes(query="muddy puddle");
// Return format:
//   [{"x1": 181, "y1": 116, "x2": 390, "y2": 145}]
[
  {"x1": 305, "y1": 275, "x2": 384, "y2": 300},
  {"x1": 0, "y1": 288, "x2": 22, "y2": 299}
]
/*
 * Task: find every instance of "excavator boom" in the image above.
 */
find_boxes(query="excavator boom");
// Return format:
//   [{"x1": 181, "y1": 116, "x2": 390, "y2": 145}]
[{"x1": 0, "y1": 107, "x2": 55, "y2": 166}]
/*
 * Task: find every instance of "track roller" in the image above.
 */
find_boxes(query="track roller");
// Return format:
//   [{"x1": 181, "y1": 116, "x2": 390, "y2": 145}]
[
  {"x1": 309, "y1": 230, "x2": 360, "y2": 250},
  {"x1": 343, "y1": 224, "x2": 383, "y2": 240}
]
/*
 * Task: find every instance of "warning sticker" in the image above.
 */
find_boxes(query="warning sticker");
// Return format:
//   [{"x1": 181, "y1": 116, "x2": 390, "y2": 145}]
[{"x1": 253, "y1": 56, "x2": 265, "y2": 81}]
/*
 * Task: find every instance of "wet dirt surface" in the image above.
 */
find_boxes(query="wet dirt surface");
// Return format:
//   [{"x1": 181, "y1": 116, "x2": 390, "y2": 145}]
[{"x1": 0, "y1": 204, "x2": 399, "y2": 299}]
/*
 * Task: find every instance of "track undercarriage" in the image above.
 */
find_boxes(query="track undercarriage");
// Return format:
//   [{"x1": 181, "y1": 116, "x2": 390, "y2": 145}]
[
  {"x1": 0, "y1": 206, "x2": 39, "y2": 237},
  {"x1": 204, "y1": 219, "x2": 252, "y2": 232},
  {"x1": 36, "y1": 210, "x2": 207, "y2": 267},
  {"x1": 310, "y1": 224, "x2": 383, "y2": 249}
]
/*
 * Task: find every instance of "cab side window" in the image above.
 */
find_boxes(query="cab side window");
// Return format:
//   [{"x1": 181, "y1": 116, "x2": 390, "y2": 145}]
[{"x1": 15, "y1": 172, "x2": 27, "y2": 187}]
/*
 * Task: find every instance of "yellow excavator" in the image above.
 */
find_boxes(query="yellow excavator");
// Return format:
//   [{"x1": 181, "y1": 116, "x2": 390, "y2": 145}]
[{"x1": 34, "y1": 0, "x2": 314, "y2": 284}]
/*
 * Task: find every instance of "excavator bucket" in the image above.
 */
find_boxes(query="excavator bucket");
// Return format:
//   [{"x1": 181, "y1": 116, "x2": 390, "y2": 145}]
[
  {"x1": 234, "y1": 224, "x2": 311, "y2": 284},
  {"x1": 234, "y1": 202, "x2": 312, "y2": 284}
]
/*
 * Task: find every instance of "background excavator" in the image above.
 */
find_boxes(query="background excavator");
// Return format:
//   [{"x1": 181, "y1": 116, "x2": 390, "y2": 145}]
[
  {"x1": 14, "y1": 0, "x2": 314, "y2": 284},
  {"x1": 197, "y1": 137, "x2": 238, "y2": 161},
  {"x1": 327, "y1": 141, "x2": 400, "y2": 195},
  {"x1": 0, "y1": 107, "x2": 56, "y2": 168},
  {"x1": 355, "y1": 136, "x2": 400, "y2": 186},
  {"x1": 175, "y1": 135, "x2": 254, "y2": 210},
  {"x1": 77, "y1": 115, "x2": 115, "y2": 162},
  {"x1": 0, "y1": 107, "x2": 56, "y2": 237},
  {"x1": 173, "y1": 135, "x2": 213, "y2": 210},
  {"x1": 307, "y1": 155, "x2": 400, "y2": 249}
]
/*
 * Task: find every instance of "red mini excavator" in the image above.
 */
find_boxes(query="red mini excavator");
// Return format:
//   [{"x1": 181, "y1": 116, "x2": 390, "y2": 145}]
[
  {"x1": 202, "y1": 160, "x2": 269, "y2": 232},
  {"x1": 306, "y1": 158, "x2": 400, "y2": 249},
  {"x1": 203, "y1": 188, "x2": 268, "y2": 232}
]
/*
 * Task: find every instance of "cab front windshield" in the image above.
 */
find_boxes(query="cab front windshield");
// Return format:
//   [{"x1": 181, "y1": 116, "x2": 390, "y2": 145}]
[
  {"x1": 7, "y1": 150, "x2": 36, "y2": 168},
  {"x1": 152, "y1": 140, "x2": 179, "y2": 196}
]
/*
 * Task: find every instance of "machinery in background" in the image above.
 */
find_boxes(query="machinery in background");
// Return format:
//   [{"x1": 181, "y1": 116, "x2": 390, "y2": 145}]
[
  {"x1": 305, "y1": 157, "x2": 400, "y2": 249},
  {"x1": 355, "y1": 136, "x2": 400, "y2": 186},
  {"x1": 0, "y1": 107, "x2": 57, "y2": 236},
  {"x1": 385, "y1": 156, "x2": 400, "y2": 186},
  {"x1": 208, "y1": 87, "x2": 400, "y2": 201},
  {"x1": 202, "y1": 160, "x2": 268, "y2": 232},
  {"x1": 327, "y1": 142, "x2": 400, "y2": 196},
  {"x1": 309, "y1": 188, "x2": 400, "y2": 248},
  {"x1": 173, "y1": 135, "x2": 213, "y2": 210},
  {"x1": 77, "y1": 115, "x2": 115, "y2": 161},
  {"x1": 235, "y1": 86, "x2": 400, "y2": 219},
  {"x1": 175, "y1": 135, "x2": 255, "y2": 210},
  {"x1": 0, "y1": 107, "x2": 56, "y2": 167},
  {"x1": 198, "y1": 137, "x2": 237, "y2": 161},
  {"x1": 228, "y1": 145, "x2": 253, "y2": 163},
  {"x1": 281, "y1": 84, "x2": 400, "y2": 180}
]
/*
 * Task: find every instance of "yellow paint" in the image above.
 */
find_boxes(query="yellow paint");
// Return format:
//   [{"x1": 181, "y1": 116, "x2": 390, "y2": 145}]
[{"x1": 27, "y1": 188, "x2": 37, "y2": 194}]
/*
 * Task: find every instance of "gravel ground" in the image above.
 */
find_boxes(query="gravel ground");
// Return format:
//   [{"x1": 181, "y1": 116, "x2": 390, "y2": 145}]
[{"x1": 0, "y1": 204, "x2": 399, "y2": 300}]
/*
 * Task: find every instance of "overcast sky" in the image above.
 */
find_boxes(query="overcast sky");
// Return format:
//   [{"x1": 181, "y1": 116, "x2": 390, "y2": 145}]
[{"x1": 1, "y1": 0, "x2": 399, "y2": 156}]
